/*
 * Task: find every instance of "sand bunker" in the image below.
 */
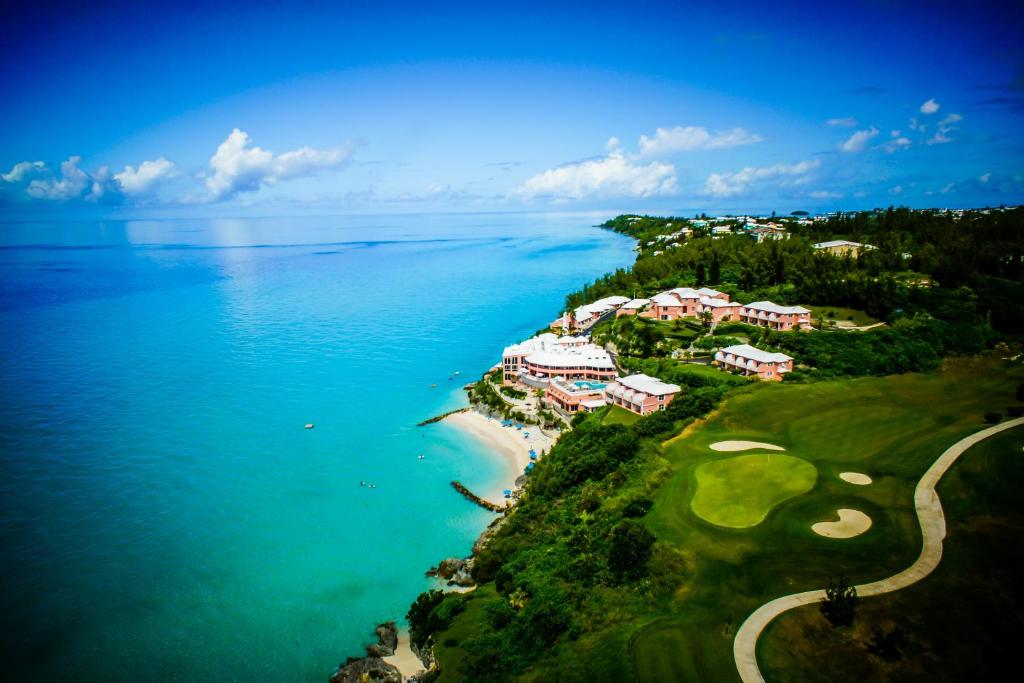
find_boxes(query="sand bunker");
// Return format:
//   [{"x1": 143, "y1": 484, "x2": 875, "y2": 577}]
[
  {"x1": 839, "y1": 472, "x2": 872, "y2": 485},
  {"x1": 710, "y1": 440, "x2": 785, "y2": 452},
  {"x1": 812, "y1": 509, "x2": 872, "y2": 538}
]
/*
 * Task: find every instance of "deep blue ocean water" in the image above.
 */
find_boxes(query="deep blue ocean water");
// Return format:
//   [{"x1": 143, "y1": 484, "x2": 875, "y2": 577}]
[{"x1": 0, "y1": 213, "x2": 634, "y2": 681}]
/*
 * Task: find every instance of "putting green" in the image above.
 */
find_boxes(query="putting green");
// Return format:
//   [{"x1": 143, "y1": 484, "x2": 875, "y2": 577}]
[{"x1": 691, "y1": 454, "x2": 817, "y2": 528}]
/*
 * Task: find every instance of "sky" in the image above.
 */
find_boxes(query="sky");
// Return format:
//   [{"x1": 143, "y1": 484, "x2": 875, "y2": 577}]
[{"x1": 1, "y1": 0, "x2": 1022, "y2": 218}]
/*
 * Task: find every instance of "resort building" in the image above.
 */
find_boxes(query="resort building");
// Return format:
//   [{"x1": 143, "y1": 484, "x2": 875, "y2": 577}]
[
  {"x1": 616, "y1": 298, "x2": 650, "y2": 317},
  {"x1": 641, "y1": 287, "x2": 730, "y2": 321},
  {"x1": 813, "y1": 240, "x2": 876, "y2": 257},
  {"x1": 603, "y1": 374, "x2": 682, "y2": 415},
  {"x1": 698, "y1": 296, "x2": 742, "y2": 323},
  {"x1": 748, "y1": 225, "x2": 789, "y2": 242},
  {"x1": 551, "y1": 295, "x2": 631, "y2": 332},
  {"x1": 715, "y1": 344, "x2": 793, "y2": 381},
  {"x1": 544, "y1": 378, "x2": 607, "y2": 415},
  {"x1": 647, "y1": 292, "x2": 687, "y2": 320},
  {"x1": 501, "y1": 333, "x2": 590, "y2": 385},
  {"x1": 738, "y1": 301, "x2": 812, "y2": 331}
]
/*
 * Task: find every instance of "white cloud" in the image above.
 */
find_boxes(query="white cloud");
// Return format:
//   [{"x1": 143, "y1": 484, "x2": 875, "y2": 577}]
[
  {"x1": 840, "y1": 127, "x2": 879, "y2": 153},
  {"x1": 889, "y1": 185, "x2": 904, "y2": 195},
  {"x1": 2, "y1": 160, "x2": 47, "y2": 183},
  {"x1": 114, "y1": 158, "x2": 177, "y2": 195},
  {"x1": 25, "y1": 156, "x2": 91, "y2": 200},
  {"x1": 512, "y1": 150, "x2": 677, "y2": 200},
  {"x1": 605, "y1": 137, "x2": 621, "y2": 153},
  {"x1": 702, "y1": 159, "x2": 820, "y2": 198},
  {"x1": 979, "y1": 172, "x2": 991, "y2": 184},
  {"x1": 826, "y1": 117, "x2": 858, "y2": 127},
  {"x1": 202, "y1": 128, "x2": 352, "y2": 201},
  {"x1": 808, "y1": 190, "x2": 843, "y2": 199},
  {"x1": 637, "y1": 126, "x2": 762, "y2": 156},
  {"x1": 926, "y1": 132, "x2": 953, "y2": 145},
  {"x1": 938, "y1": 113, "x2": 962, "y2": 127},
  {"x1": 881, "y1": 136, "x2": 912, "y2": 153},
  {"x1": 920, "y1": 98, "x2": 940, "y2": 115}
]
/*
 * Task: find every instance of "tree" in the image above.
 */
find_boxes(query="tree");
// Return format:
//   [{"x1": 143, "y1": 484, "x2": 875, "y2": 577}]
[
  {"x1": 407, "y1": 590, "x2": 447, "y2": 648},
  {"x1": 820, "y1": 574, "x2": 858, "y2": 627},
  {"x1": 608, "y1": 520, "x2": 656, "y2": 581},
  {"x1": 695, "y1": 261, "x2": 707, "y2": 286},
  {"x1": 700, "y1": 309, "x2": 713, "y2": 328}
]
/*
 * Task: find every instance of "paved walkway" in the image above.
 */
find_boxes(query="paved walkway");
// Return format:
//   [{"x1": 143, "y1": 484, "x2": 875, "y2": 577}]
[{"x1": 732, "y1": 417, "x2": 1024, "y2": 683}]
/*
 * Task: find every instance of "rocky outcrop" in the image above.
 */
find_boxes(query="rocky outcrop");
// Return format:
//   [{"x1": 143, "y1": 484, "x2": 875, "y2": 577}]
[
  {"x1": 473, "y1": 514, "x2": 508, "y2": 555},
  {"x1": 364, "y1": 621, "x2": 398, "y2": 657},
  {"x1": 329, "y1": 656, "x2": 400, "y2": 683},
  {"x1": 329, "y1": 622, "x2": 401, "y2": 683},
  {"x1": 426, "y1": 557, "x2": 474, "y2": 587}
]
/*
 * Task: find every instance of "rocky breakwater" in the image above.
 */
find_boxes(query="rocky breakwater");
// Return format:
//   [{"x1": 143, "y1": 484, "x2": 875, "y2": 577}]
[{"x1": 329, "y1": 622, "x2": 402, "y2": 683}]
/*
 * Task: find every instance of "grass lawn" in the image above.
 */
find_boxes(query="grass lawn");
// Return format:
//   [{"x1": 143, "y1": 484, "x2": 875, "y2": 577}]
[
  {"x1": 756, "y1": 423, "x2": 1024, "y2": 682},
  {"x1": 691, "y1": 454, "x2": 818, "y2": 527},
  {"x1": 603, "y1": 405, "x2": 641, "y2": 426},
  {"x1": 805, "y1": 304, "x2": 879, "y2": 327},
  {"x1": 672, "y1": 363, "x2": 749, "y2": 386}
]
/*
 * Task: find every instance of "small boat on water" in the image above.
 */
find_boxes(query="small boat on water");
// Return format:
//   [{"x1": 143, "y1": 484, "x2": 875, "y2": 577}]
[
  {"x1": 453, "y1": 371, "x2": 460, "y2": 375},
  {"x1": 304, "y1": 423, "x2": 315, "y2": 429},
  {"x1": 417, "y1": 454, "x2": 425, "y2": 460}
]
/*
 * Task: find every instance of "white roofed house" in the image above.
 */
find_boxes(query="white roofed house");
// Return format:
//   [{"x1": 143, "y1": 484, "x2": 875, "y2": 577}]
[
  {"x1": 603, "y1": 374, "x2": 682, "y2": 415},
  {"x1": 645, "y1": 292, "x2": 687, "y2": 321},
  {"x1": 698, "y1": 296, "x2": 742, "y2": 323},
  {"x1": 714, "y1": 344, "x2": 794, "y2": 381},
  {"x1": 501, "y1": 333, "x2": 591, "y2": 385},
  {"x1": 550, "y1": 295, "x2": 631, "y2": 333},
  {"x1": 616, "y1": 298, "x2": 650, "y2": 317},
  {"x1": 738, "y1": 301, "x2": 812, "y2": 331},
  {"x1": 812, "y1": 240, "x2": 876, "y2": 257}
]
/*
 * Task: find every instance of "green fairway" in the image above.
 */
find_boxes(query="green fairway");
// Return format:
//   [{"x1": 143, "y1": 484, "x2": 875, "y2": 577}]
[
  {"x1": 428, "y1": 357, "x2": 1024, "y2": 683},
  {"x1": 757, "y1": 424, "x2": 1024, "y2": 682},
  {"x1": 691, "y1": 454, "x2": 818, "y2": 528}
]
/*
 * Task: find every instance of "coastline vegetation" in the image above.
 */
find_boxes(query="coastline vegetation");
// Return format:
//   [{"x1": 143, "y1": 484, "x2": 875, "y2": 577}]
[{"x1": 392, "y1": 207, "x2": 1024, "y2": 682}]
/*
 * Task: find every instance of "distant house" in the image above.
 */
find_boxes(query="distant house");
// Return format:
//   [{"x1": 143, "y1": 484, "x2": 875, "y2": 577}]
[
  {"x1": 616, "y1": 298, "x2": 650, "y2": 317},
  {"x1": 813, "y1": 240, "x2": 876, "y2": 257},
  {"x1": 604, "y1": 374, "x2": 681, "y2": 415},
  {"x1": 501, "y1": 333, "x2": 611, "y2": 386},
  {"x1": 550, "y1": 295, "x2": 631, "y2": 332},
  {"x1": 715, "y1": 344, "x2": 794, "y2": 381},
  {"x1": 738, "y1": 301, "x2": 812, "y2": 330},
  {"x1": 748, "y1": 226, "x2": 789, "y2": 243}
]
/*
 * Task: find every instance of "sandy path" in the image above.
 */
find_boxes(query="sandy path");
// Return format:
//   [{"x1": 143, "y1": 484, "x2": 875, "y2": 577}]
[
  {"x1": 811, "y1": 508, "x2": 872, "y2": 538},
  {"x1": 710, "y1": 440, "x2": 785, "y2": 452},
  {"x1": 382, "y1": 629, "x2": 425, "y2": 681},
  {"x1": 839, "y1": 472, "x2": 872, "y2": 485},
  {"x1": 444, "y1": 410, "x2": 554, "y2": 506},
  {"x1": 733, "y1": 417, "x2": 1024, "y2": 683}
]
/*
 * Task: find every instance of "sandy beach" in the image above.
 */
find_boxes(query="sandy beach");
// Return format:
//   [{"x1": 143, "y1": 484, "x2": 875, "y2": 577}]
[
  {"x1": 444, "y1": 409, "x2": 555, "y2": 506},
  {"x1": 382, "y1": 629, "x2": 425, "y2": 681}
]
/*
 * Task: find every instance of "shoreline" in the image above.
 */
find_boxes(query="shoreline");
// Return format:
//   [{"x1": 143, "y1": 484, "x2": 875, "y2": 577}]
[{"x1": 443, "y1": 409, "x2": 555, "y2": 507}]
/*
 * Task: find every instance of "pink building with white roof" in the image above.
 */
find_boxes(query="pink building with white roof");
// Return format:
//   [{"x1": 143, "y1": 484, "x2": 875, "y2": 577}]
[
  {"x1": 501, "y1": 333, "x2": 616, "y2": 387},
  {"x1": 616, "y1": 298, "x2": 650, "y2": 317},
  {"x1": 738, "y1": 301, "x2": 812, "y2": 331},
  {"x1": 714, "y1": 344, "x2": 794, "y2": 381},
  {"x1": 642, "y1": 287, "x2": 730, "y2": 321},
  {"x1": 603, "y1": 374, "x2": 682, "y2": 415},
  {"x1": 544, "y1": 378, "x2": 607, "y2": 414}
]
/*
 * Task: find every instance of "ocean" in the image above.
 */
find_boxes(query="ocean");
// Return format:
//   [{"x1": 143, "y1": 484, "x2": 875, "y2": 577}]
[{"x1": 0, "y1": 213, "x2": 634, "y2": 681}]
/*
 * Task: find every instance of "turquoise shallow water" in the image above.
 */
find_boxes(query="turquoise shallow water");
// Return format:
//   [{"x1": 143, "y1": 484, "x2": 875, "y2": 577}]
[{"x1": 0, "y1": 214, "x2": 633, "y2": 681}]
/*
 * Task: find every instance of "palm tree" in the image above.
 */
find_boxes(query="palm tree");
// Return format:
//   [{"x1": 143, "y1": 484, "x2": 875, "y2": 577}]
[{"x1": 700, "y1": 309, "x2": 713, "y2": 328}]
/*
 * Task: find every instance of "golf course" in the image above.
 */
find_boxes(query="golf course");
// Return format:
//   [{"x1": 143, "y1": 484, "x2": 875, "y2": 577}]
[{"x1": 424, "y1": 356, "x2": 1024, "y2": 682}]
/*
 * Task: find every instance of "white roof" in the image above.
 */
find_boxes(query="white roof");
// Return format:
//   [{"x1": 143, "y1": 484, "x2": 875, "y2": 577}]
[
  {"x1": 719, "y1": 344, "x2": 793, "y2": 364},
  {"x1": 813, "y1": 240, "x2": 875, "y2": 249},
  {"x1": 581, "y1": 398, "x2": 607, "y2": 408},
  {"x1": 696, "y1": 287, "x2": 724, "y2": 298},
  {"x1": 525, "y1": 345, "x2": 615, "y2": 370},
  {"x1": 669, "y1": 287, "x2": 702, "y2": 299},
  {"x1": 621, "y1": 298, "x2": 650, "y2": 309},
  {"x1": 613, "y1": 373, "x2": 681, "y2": 396},
  {"x1": 651, "y1": 292, "x2": 682, "y2": 306},
  {"x1": 503, "y1": 333, "x2": 589, "y2": 358},
  {"x1": 700, "y1": 296, "x2": 737, "y2": 308},
  {"x1": 574, "y1": 295, "x2": 631, "y2": 319},
  {"x1": 743, "y1": 300, "x2": 810, "y2": 315}
]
